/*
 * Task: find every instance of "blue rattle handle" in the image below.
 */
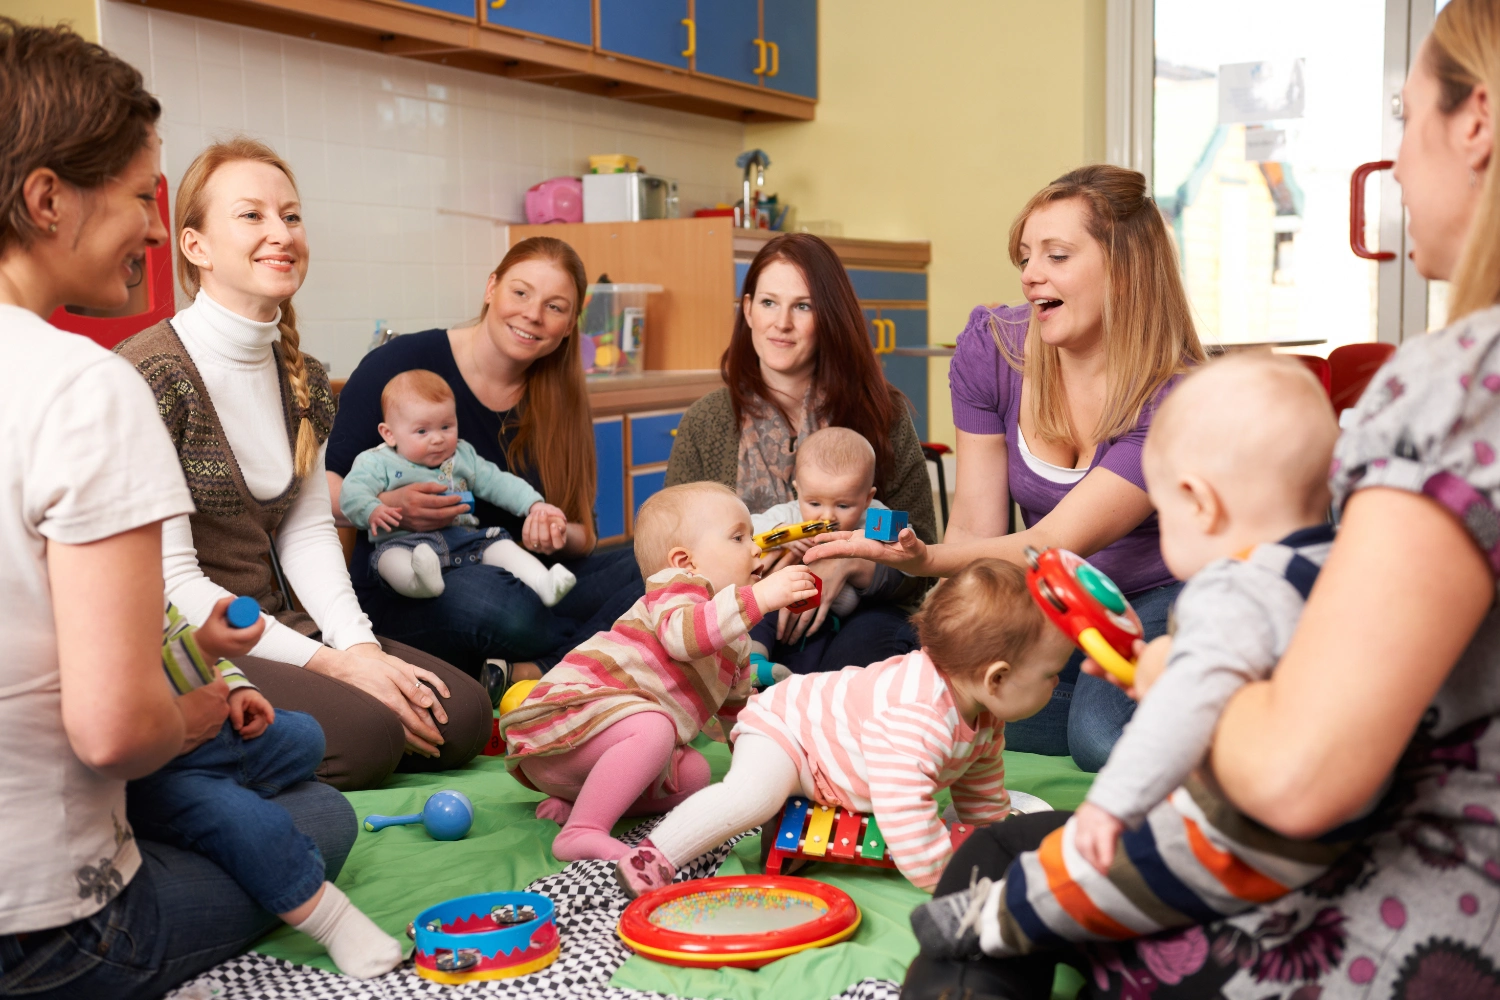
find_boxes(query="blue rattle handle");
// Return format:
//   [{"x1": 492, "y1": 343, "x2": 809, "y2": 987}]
[
  {"x1": 363, "y1": 812, "x2": 422, "y2": 833},
  {"x1": 226, "y1": 595, "x2": 261, "y2": 630}
]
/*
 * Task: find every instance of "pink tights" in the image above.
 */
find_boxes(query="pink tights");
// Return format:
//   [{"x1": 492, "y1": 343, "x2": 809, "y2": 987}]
[{"x1": 518, "y1": 711, "x2": 711, "y2": 862}]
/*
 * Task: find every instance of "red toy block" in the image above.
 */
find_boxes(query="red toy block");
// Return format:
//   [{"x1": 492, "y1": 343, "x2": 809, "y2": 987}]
[
  {"x1": 787, "y1": 574, "x2": 823, "y2": 614},
  {"x1": 482, "y1": 717, "x2": 505, "y2": 756}
]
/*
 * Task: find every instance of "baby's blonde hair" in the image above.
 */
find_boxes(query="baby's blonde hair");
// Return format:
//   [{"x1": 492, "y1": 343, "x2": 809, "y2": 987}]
[
  {"x1": 795, "y1": 426, "x2": 876, "y2": 489},
  {"x1": 1147, "y1": 353, "x2": 1337, "y2": 520},
  {"x1": 911, "y1": 559, "x2": 1046, "y2": 677},
  {"x1": 633, "y1": 481, "x2": 743, "y2": 578},
  {"x1": 381, "y1": 369, "x2": 454, "y2": 421}
]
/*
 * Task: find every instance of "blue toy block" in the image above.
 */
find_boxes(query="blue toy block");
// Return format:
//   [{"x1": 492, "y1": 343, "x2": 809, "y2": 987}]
[
  {"x1": 226, "y1": 595, "x2": 261, "y2": 629},
  {"x1": 446, "y1": 491, "x2": 475, "y2": 509},
  {"x1": 864, "y1": 508, "x2": 909, "y2": 542}
]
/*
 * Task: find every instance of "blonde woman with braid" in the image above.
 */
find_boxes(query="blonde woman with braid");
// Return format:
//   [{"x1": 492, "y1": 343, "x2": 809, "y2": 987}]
[{"x1": 117, "y1": 138, "x2": 490, "y2": 790}]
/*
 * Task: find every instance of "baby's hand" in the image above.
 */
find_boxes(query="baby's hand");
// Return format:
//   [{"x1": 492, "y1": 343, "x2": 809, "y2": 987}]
[
  {"x1": 1133, "y1": 636, "x2": 1173, "y2": 698},
  {"x1": 229, "y1": 687, "x2": 276, "y2": 739},
  {"x1": 1073, "y1": 802, "x2": 1125, "y2": 875},
  {"x1": 368, "y1": 503, "x2": 403, "y2": 535},
  {"x1": 752, "y1": 565, "x2": 820, "y2": 613},
  {"x1": 194, "y1": 596, "x2": 267, "y2": 662}
]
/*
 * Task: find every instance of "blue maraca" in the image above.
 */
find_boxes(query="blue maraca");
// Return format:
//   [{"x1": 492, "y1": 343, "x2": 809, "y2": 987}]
[
  {"x1": 363, "y1": 790, "x2": 474, "y2": 841},
  {"x1": 226, "y1": 595, "x2": 261, "y2": 629}
]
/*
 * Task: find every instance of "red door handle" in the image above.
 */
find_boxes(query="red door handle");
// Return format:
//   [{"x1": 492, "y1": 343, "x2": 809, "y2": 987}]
[{"x1": 1350, "y1": 160, "x2": 1395, "y2": 260}]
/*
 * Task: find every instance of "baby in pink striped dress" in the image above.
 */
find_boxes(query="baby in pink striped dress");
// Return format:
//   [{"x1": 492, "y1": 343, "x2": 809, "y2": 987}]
[
  {"x1": 499, "y1": 482, "x2": 818, "y2": 862},
  {"x1": 615, "y1": 558, "x2": 1074, "y2": 894}
]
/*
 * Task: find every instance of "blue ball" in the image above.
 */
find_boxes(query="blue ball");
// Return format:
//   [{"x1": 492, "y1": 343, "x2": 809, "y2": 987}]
[
  {"x1": 422, "y1": 790, "x2": 474, "y2": 841},
  {"x1": 226, "y1": 595, "x2": 261, "y2": 629}
]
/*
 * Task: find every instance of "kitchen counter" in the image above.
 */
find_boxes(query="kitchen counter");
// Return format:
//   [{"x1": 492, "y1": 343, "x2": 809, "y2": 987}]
[{"x1": 586, "y1": 369, "x2": 722, "y2": 418}]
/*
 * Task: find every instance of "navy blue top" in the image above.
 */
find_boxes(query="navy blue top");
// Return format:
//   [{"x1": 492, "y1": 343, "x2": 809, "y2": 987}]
[{"x1": 326, "y1": 329, "x2": 541, "y2": 594}]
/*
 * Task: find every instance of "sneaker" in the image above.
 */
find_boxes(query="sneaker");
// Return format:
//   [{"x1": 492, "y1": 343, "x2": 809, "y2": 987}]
[
  {"x1": 909, "y1": 870, "x2": 994, "y2": 960},
  {"x1": 615, "y1": 840, "x2": 676, "y2": 899},
  {"x1": 481, "y1": 659, "x2": 513, "y2": 710}
]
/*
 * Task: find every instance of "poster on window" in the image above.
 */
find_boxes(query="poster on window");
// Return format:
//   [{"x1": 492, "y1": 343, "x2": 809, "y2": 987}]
[{"x1": 1218, "y1": 59, "x2": 1306, "y2": 124}]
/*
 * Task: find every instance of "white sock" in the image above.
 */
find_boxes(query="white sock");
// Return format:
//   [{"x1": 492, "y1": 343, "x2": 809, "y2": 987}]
[
  {"x1": 377, "y1": 544, "x2": 445, "y2": 598},
  {"x1": 482, "y1": 539, "x2": 574, "y2": 606},
  {"x1": 978, "y1": 878, "x2": 1006, "y2": 957},
  {"x1": 292, "y1": 882, "x2": 402, "y2": 979}
]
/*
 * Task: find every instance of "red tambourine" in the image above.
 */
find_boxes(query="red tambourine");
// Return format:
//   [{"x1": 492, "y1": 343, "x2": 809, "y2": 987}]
[
  {"x1": 616, "y1": 875, "x2": 860, "y2": 969},
  {"x1": 1023, "y1": 546, "x2": 1143, "y2": 686}
]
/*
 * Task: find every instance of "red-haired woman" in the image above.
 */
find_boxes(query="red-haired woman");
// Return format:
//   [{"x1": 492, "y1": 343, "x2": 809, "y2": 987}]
[
  {"x1": 666, "y1": 233, "x2": 936, "y2": 672},
  {"x1": 326, "y1": 237, "x2": 645, "y2": 689}
]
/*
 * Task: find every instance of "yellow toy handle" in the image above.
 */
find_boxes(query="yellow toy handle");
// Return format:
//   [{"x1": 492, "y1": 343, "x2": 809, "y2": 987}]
[
  {"x1": 754, "y1": 519, "x2": 836, "y2": 552},
  {"x1": 1076, "y1": 627, "x2": 1136, "y2": 687}
]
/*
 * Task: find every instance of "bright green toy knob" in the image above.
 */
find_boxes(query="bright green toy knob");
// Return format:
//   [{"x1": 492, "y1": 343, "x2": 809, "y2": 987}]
[{"x1": 1076, "y1": 563, "x2": 1127, "y2": 614}]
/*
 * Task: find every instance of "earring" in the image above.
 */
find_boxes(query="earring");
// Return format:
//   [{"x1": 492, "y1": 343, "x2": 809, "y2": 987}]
[{"x1": 47, "y1": 223, "x2": 57, "y2": 233}]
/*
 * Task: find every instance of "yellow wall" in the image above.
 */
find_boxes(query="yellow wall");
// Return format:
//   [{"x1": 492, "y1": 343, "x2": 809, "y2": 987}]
[
  {"x1": 747, "y1": 0, "x2": 1107, "y2": 446},
  {"x1": 0, "y1": 0, "x2": 98, "y2": 40}
]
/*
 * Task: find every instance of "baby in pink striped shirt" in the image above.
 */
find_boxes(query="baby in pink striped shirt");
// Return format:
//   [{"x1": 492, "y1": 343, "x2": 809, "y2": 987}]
[
  {"x1": 616, "y1": 559, "x2": 1074, "y2": 894},
  {"x1": 499, "y1": 482, "x2": 818, "y2": 862}
]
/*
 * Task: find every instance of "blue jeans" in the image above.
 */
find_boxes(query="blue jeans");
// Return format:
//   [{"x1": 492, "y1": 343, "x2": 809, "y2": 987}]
[
  {"x1": 125, "y1": 711, "x2": 327, "y2": 915},
  {"x1": 0, "y1": 780, "x2": 355, "y2": 1000},
  {"x1": 750, "y1": 603, "x2": 919, "y2": 673},
  {"x1": 1001, "y1": 580, "x2": 1183, "y2": 771},
  {"x1": 360, "y1": 545, "x2": 645, "y2": 675}
]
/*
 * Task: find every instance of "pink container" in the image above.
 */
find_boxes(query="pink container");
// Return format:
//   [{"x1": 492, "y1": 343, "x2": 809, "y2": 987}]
[{"x1": 525, "y1": 177, "x2": 583, "y2": 224}]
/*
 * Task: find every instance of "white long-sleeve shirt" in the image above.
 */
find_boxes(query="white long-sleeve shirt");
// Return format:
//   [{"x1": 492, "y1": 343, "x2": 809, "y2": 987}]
[{"x1": 161, "y1": 291, "x2": 377, "y2": 665}]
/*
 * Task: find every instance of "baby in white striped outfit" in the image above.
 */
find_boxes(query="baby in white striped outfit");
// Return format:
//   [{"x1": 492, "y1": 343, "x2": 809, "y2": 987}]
[{"x1": 614, "y1": 559, "x2": 1074, "y2": 895}]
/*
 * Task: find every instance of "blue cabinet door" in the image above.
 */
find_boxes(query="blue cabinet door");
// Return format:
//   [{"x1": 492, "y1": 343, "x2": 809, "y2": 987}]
[
  {"x1": 631, "y1": 470, "x2": 668, "y2": 520},
  {"x1": 694, "y1": 0, "x2": 761, "y2": 87},
  {"x1": 599, "y1": 0, "x2": 691, "y2": 70},
  {"x1": 885, "y1": 355, "x2": 928, "y2": 440},
  {"x1": 846, "y1": 267, "x2": 926, "y2": 303},
  {"x1": 594, "y1": 418, "x2": 626, "y2": 541},
  {"x1": 629, "y1": 411, "x2": 685, "y2": 467},
  {"x1": 761, "y1": 0, "x2": 816, "y2": 98},
  {"x1": 485, "y1": 0, "x2": 591, "y2": 45},
  {"x1": 863, "y1": 308, "x2": 928, "y2": 440},
  {"x1": 400, "y1": 0, "x2": 478, "y2": 17}
]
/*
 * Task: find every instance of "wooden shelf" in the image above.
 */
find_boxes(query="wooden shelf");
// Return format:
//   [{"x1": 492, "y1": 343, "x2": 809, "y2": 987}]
[
  {"x1": 732, "y1": 229, "x2": 931, "y2": 269},
  {"x1": 586, "y1": 369, "x2": 721, "y2": 418},
  {"x1": 114, "y1": 0, "x2": 816, "y2": 123}
]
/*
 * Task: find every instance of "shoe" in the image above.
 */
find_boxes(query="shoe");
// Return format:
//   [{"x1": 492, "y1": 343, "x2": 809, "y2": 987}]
[
  {"x1": 909, "y1": 870, "x2": 994, "y2": 960},
  {"x1": 481, "y1": 659, "x2": 513, "y2": 710},
  {"x1": 615, "y1": 840, "x2": 676, "y2": 899}
]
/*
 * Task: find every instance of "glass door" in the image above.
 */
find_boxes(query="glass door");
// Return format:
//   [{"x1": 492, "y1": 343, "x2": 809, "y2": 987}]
[{"x1": 1151, "y1": 0, "x2": 1442, "y2": 350}]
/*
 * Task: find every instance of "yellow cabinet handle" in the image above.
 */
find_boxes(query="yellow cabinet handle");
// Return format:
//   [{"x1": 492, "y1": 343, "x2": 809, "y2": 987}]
[
  {"x1": 876, "y1": 318, "x2": 896, "y2": 354},
  {"x1": 670, "y1": 428, "x2": 678, "y2": 437},
  {"x1": 767, "y1": 40, "x2": 780, "y2": 77},
  {"x1": 490, "y1": 0, "x2": 505, "y2": 7},
  {"x1": 681, "y1": 18, "x2": 695, "y2": 58},
  {"x1": 753, "y1": 38, "x2": 767, "y2": 75}
]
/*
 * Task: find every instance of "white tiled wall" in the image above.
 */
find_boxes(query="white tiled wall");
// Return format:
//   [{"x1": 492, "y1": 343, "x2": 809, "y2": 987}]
[{"x1": 100, "y1": 2, "x2": 747, "y2": 376}]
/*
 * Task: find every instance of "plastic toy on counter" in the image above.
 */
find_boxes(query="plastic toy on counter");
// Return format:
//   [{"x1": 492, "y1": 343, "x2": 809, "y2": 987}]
[
  {"x1": 578, "y1": 282, "x2": 662, "y2": 377},
  {"x1": 616, "y1": 875, "x2": 859, "y2": 969},
  {"x1": 524, "y1": 177, "x2": 583, "y2": 225},
  {"x1": 761, "y1": 796, "x2": 975, "y2": 878},
  {"x1": 225, "y1": 595, "x2": 261, "y2": 629},
  {"x1": 863, "y1": 508, "x2": 909, "y2": 542},
  {"x1": 1023, "y1": 545, "x2": 1143, "y2": 686},
  {"x1": 754, "y1": 518, "x2": 837, "y2": 552},
  {"x1": 363, "y1": 790, "x2": 474, "y2": 841},
  {"x1": 409, "y1": 890, "x2": 559, "y2": 983}
]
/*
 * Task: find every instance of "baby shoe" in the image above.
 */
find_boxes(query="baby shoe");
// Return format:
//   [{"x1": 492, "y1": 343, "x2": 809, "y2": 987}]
[
  {"x1": 481, "y1": 659, "x2": 513, "y2": 709},
  {"x1": 909, "y1": 869, "x2": 995, "y2": 960},
  {"x1": 615, "y1": 840, "x2": 676, "y2": 899}
]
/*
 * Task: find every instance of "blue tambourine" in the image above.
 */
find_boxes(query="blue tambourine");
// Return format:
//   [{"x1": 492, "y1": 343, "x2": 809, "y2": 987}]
[{"x1": 408, "y1": 891, "x2": 559, "y2": 984}]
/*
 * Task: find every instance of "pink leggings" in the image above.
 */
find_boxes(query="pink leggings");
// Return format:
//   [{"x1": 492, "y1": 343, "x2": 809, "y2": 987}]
[{"x1": 517, "y1": 711, "x2": 711, "y2": 862}]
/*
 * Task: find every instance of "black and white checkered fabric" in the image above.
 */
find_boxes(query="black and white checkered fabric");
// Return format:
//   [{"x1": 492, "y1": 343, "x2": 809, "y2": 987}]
[{"x1": 165, "y1": 819, "x2": 903, "y2": 1000}]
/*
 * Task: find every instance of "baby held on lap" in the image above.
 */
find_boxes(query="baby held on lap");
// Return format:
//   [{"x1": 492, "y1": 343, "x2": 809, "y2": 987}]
[
  {"x1": 498, "y1": 482, "x2": 819, "y2": 862},
  {"x1": 913, "y1": 353, "x2": 1364, "y2": 961},
  {"x1": 338, "y1": 369, "x2": 574, "y2": 604}
]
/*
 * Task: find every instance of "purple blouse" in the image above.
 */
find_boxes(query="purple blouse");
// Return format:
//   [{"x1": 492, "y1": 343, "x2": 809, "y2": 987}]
[{"x1": 948, "y1": 303, "x2": 1177, "y2": 596}]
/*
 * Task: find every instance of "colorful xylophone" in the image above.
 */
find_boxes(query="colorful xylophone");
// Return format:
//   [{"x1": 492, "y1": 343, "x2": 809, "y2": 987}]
[{"x1": 762, "y1": 797, "x2": 976, "y2": 876}]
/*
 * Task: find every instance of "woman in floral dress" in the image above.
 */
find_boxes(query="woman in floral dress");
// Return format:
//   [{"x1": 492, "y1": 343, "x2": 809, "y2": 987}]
[{"x1": 905, "y1": 1, "x2": 1500, "y2": 996}]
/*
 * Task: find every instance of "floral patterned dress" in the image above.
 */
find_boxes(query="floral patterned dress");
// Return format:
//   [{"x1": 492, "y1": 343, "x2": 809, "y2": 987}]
[{"x1": 1078, "y1": 304, "x2": 1500, "y2": 999}]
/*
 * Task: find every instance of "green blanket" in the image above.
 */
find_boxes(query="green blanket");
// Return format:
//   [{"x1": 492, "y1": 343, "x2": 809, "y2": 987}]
[{"x1": 255, "y1": 740, "x2": 1094, "y2": 999}]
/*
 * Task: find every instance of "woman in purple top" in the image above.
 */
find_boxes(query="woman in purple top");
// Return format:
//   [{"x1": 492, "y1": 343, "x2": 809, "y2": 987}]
[{"x1": 814, "y1": 165, "x2": 1203, "y2": 769}]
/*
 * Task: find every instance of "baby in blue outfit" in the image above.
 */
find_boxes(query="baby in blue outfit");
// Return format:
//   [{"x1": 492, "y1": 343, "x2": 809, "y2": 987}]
[{"x1": 339, "y1": 369, "x2": 575, "y2": 605}]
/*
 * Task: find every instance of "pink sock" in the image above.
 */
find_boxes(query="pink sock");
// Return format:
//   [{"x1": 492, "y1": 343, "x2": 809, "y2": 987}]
[{"x1": 520, "y1": 712, "x2": 707, "y2": 862}]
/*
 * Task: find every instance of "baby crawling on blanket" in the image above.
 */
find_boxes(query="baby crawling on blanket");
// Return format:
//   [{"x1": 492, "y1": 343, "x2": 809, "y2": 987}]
[{"x1": 498, "y1": 482, "x2": 819, "y2": 861}]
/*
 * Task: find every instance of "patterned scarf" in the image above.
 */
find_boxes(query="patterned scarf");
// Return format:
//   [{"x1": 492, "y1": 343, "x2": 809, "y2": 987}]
[{"x1": 735, "y1": 387, "x2": 824, "y2": 513}]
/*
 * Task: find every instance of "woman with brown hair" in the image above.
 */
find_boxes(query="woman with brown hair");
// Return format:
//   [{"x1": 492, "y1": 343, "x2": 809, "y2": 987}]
[
  {"x1": 326, "y1": 236, "x2": 645, "y2": 685},
  {"x1": 814, "y1": 165, "x2": 1203, "y2": 769},
  {"x1": 116, "y1": 137, "x2": 491, "y2": 791},
  {"x1": 908, "y1": 2, "x2": 1500, "y2": 996},
  {"x1": 0, "y1": 20, "x2": 358, "y2": 997},
  {"x1": 666, "y1": 232, "x2": 937, "y2": 672}
]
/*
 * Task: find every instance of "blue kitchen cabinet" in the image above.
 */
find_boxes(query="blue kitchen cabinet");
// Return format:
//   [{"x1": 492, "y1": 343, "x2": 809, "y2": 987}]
[
  {"x1": 631, "y1": 469, "x2": 669, "y2": 520},
  {"x1": 629, "y1": 411, "x2": 684, "y2": 467},
  {"x1": 761, "y1": 0, "x2": 817, "y2": 98},
  {"x1": 599, "y1": 0, "x2": 692, "y2": 70},
  {"x1": 484, "y1": 0, "x2": 591, "y2": 46},
  {"x1": 846, "y1": 267, "x2": 926, "y2": 303},
  {"x1": 398, "y1": 0, "x2": 478, "y2": 17},
  {"x1": 694, "y1": 0, "x2": 762, "y2": 87},
  {"x1": 594, "y1": 417, "x2": 626, "y2": 542},
  {"x1": 863, "y1": 306, "x2": 929, "y2": 441}
]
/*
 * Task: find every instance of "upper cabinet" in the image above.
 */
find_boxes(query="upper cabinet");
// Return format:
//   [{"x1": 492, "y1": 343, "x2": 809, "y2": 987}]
[
  {"x1": 484, "y1": 0, "x2": 592, "y2": 47},
  {"x1": 761, "y1": 0, "x2": 817, "y2": 98},
  {"x1": 598, "y1": 0, "x2": 692, "y2": 70},
  {"x1": 693, "y1": 1, "x2": 761, "y2": 88},
  {"x1": 399, "y1": 0, "x2": 480, "y2": 16}
]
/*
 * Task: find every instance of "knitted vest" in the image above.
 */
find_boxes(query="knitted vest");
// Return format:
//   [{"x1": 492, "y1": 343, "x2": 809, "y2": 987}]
[{"x1": 116, "y1": 320, "x2": 337, "y2": 635}]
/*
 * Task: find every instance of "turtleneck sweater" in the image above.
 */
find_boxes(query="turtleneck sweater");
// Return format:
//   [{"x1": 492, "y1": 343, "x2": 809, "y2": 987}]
[{"x1": 161, "y1": 290, "x2": 377, "y2": 665}]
